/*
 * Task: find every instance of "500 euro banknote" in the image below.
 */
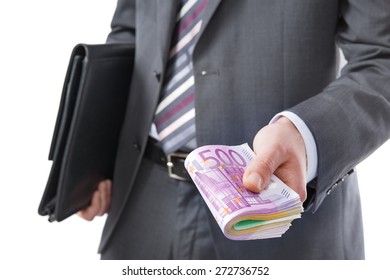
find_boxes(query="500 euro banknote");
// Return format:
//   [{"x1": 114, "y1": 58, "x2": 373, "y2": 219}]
[{"x1": 184, "y1": 143, "x2": 303, "y2": 240}]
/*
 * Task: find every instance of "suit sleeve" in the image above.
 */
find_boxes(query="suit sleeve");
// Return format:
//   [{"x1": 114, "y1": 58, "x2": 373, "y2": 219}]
[
  {"x1": 289, "y1": 0, "x2": 390, "y2": 212},
  {"x1": 106, "y1": 0, "x2": 136, "y2": 44}
]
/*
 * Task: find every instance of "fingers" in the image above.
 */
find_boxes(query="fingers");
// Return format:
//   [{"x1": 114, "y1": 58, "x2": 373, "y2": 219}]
[
  {"x1": 77, "y1": 179, "x2": 112, "y2": 221},
  {"x1": 274, "y1": 164, "x2": 307, "y2": 202},
  {"x1": 242, "y1": 118, "x2": 308, "y2": 203},
  {"x1": 77, "y1": 189, "x2": 101, "y2": 221},
  {"x1": 243, "y1": 125, "x2": 286, "y2": 192},
  {"x1": 96, "y1": 180, "x2": 112, "y2": 216},
  {"x1": 243, "y1": 142, "x2": 285, "y2": 192}
]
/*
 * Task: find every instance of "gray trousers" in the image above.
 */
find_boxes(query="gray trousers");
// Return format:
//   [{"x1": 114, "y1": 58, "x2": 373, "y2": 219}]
[{"x1": 100, "y1": 156, "x2": 217, "y2": 259}]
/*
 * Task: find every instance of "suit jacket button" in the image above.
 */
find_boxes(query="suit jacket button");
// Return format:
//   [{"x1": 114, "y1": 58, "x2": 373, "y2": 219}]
[
  {"x1": 153, "y1": 71, "x2": 161, "y2": 82},
  {"x1": 201, "y1": 70, "x2": 207, "y2": 76},
  {"x1": 133, "y1": 143, "x2": 140, "y2": 152}
]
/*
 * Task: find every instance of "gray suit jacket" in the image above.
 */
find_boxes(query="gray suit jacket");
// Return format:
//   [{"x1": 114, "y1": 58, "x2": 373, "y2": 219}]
[{"x1": 99, "y1": 0, "x2": 390, "y2": 259}]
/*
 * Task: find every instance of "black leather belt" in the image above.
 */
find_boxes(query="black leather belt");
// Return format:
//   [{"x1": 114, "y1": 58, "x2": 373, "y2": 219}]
[{"x1": 144, "y1": 138, "x2": 191, "y2": 181}]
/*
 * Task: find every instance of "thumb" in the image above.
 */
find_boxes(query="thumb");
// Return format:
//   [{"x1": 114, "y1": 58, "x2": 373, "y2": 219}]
[{"x1": 243, "y1": 145, "x2": 285, "y2": 192}]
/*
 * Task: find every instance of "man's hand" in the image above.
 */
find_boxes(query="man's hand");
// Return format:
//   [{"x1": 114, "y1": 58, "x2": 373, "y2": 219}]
[
  {"x1": 243, "y1": 117, "x2": 307, "y2": 202},
  {"x1": 77, "y1": 179, "x2": 112, "y2": 221}
]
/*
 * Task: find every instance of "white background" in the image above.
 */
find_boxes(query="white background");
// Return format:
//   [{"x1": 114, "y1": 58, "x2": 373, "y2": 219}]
[{"x1": 0, "y1": 1, "x2": 389, "y2": 279}]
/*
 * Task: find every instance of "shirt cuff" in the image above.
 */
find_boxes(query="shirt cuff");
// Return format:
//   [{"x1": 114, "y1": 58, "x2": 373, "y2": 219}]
[{"x1": 270, "y1": 111, "x2": 318, "y2": 182}]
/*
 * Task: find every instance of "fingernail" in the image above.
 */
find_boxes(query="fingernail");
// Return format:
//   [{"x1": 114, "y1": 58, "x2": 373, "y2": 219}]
[{"x1": 247, "y1": 173, "x2": 262, "y2": 191}]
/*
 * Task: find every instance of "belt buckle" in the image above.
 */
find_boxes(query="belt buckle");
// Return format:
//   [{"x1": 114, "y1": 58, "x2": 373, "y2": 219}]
[{"x1": 166, "y1": 152, "x2": 189, "y2": 181}]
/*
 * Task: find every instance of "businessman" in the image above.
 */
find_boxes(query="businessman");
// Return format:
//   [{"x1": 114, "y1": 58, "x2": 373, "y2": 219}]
[{"x1": 79, "y1": 0, "x2": 390, "y2": 259}]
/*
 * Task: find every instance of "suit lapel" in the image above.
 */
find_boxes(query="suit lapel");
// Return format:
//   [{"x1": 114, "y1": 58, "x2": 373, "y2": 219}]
[{"x1": 197, "y1": 0, "x2": 221, "y2": 42}]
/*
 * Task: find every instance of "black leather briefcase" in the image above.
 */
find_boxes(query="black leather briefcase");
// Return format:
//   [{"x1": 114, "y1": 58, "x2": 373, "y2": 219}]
[{"x1": 38, "y1": 43, "x2": 135, "y2": 222}]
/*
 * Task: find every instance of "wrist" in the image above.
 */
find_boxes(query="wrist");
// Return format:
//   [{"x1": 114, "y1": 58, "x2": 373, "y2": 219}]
[{"x1": 275, "y1": 116, "x2": 307, "y2": 170}]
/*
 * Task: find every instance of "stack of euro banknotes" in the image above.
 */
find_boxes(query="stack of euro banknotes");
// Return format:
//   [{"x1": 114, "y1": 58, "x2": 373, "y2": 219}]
[{"x1": 184, "y1": 143, "x2": 303, "y2": 240}]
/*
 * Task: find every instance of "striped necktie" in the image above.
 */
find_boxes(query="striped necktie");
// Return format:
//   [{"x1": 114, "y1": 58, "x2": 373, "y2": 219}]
[{"x1": 154, "y1": 0, "x2": 207, "y2": 154}]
